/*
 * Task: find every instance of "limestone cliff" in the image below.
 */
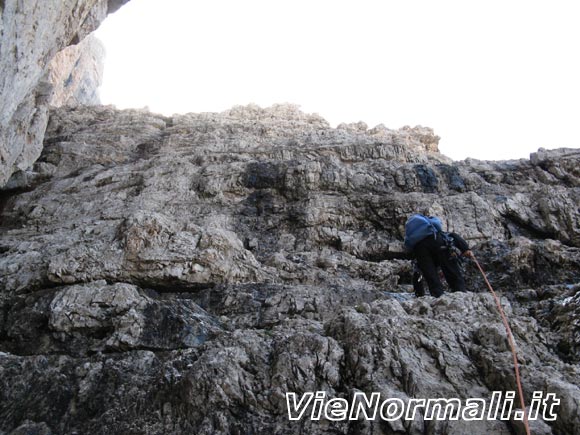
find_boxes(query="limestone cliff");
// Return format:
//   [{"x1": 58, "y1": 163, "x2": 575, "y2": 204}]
[
  {"x1": 46, "y1": 34, "x2": 105, "y2": 107},
  {"x1": 0, "y1": 0, "x2": 129, "y2": 187},
  {"x1": 0, "y1": 104, "x2": 579, "y2": 435}
]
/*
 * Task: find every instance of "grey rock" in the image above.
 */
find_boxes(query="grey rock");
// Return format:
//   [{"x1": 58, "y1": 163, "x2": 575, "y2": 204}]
[
  {"x1": 0, "y1": 0, "x2": 130, "y2": 186},
  {"x1": 47, "y1": 34, "x2": 105, "y2": 107},
  {"x1": 8, "y1": 421, "x2": 53, "y2": 435},
  {"x1": 0, "y1": 104, "x2": 579, "y2": 434},
  {"x1": 3, "y1": 280, "x2": 221, "y2": 356}
]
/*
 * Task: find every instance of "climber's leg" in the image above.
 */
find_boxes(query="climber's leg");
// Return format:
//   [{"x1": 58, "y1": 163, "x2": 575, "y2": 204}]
[{"x1": 414, "y1": 238, "x2": 444, "y2": 297}]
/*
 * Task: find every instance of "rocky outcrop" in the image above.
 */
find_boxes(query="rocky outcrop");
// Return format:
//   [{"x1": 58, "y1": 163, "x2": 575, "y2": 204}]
[
  {"x1": 47, "y1": 34, "x2": 105, "y2": 107},
  {"x1": 0, "y1": 104, "x2": 579, "y2": 434},
  {"x1": 0, "y1": 0, "x2": 129, "y2": 187}
]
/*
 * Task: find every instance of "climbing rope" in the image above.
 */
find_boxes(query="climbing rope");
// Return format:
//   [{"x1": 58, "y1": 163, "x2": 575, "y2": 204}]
[{"x1": 472, "y1": 255, "x2": 531, "y2": 435}]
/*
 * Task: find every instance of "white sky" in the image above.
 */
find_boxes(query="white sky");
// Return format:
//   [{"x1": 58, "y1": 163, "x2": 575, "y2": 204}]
[{"x1": 94, "y1": 0, "x2": 580, "y2": 161}]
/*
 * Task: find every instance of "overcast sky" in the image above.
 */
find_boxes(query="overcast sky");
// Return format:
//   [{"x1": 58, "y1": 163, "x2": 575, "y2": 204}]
[{"x1": 94, "y1": 0, "x2": 580, "y2": 161}]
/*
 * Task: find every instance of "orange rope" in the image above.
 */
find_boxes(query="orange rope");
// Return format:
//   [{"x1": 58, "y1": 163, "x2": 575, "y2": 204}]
[{"x1": 472, "y1": 255, "x2": 531, "y2": 435}]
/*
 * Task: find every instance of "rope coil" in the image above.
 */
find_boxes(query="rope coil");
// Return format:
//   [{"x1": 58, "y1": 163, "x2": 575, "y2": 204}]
[{"x1": 472, "y1": 255, "x2": 531, "y2": 435}]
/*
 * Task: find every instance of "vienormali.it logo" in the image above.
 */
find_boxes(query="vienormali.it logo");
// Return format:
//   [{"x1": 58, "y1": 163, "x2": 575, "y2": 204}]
[{"x1": 285, "y1": 391, "x2": 559, "y2": 422}]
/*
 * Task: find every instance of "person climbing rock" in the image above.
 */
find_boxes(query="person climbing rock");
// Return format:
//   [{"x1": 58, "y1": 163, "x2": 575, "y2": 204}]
[{"x1": 404, "y1": 213, "x2": 473, "y2": 297}]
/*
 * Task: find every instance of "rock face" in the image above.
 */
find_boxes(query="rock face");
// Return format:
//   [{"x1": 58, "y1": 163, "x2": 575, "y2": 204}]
[
  {"x1": 0, "y1": 104, "x2": 579, "y2": 434},
  {"x1": 47, "y1": 34, "x2": 105, "y2": 107},
  {"x1": 0, "y1": 0, "x2": 129, "y2": 187}
]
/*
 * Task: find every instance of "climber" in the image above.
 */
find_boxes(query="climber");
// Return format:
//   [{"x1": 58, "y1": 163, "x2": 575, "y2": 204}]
[{"x1": 404, "y1": 213, "x2": 473, "y2": 297}]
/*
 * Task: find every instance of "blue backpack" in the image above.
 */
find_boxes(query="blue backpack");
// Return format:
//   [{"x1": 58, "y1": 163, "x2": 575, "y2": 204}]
[{"x1": 404, "y1": 214, "x2": 443, "y2": 251}]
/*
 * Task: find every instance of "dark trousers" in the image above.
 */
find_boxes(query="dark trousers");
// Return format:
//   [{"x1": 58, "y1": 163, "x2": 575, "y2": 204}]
[{"x1": 414, "y1": 233, "x2": 465, "y2": 297}]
